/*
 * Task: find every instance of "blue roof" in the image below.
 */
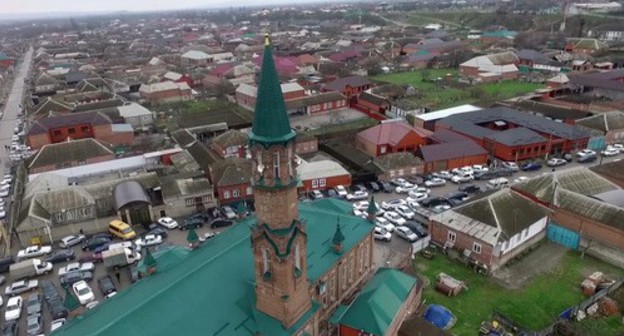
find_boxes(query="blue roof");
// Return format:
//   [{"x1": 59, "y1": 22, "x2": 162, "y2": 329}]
[{"x1": 56, "y1": 199, "x2": 373, "y2": 336}]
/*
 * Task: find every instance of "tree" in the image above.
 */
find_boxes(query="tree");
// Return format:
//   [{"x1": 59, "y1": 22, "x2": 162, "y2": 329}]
[{"x1": 214, "y1": 80, "x2": 235, "y2": 98}]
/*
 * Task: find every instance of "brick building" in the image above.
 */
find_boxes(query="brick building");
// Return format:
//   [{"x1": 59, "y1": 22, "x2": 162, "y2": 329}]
[
  {"x1": 298, "y1": 159, "x2": 351, "y2": 192},
  {"x1": 138, "y1": 81, "x2": 192, "y2": 104},
  {"x1": 373, "y1": 152, "x2": 425, "y2": 181},
  {"x1": 285, "y1": 92, "x2": 348, "y2": 116},
  {"x1": 356, "y1": 121, "x2": 432, "y2": 157},
  {"x1": 28, "y1": 138, "x2": 116, "y2": 174},
  {"x1": 26, "y1": 111, "x2": 135, "y2": 150},
  {"x1": 210, "y1": 129, "x2": 248, "y2": 159},
  {"x1": 357, "y1": 91, "x2": 390, "y2": 114},
  {"x1": 321, "y1": 75, "x2": 373, "y2": 99},
  {"x1": 420, "y1": 130, "x2": 488, "y2": 173},
  {"x1": 436, "y1": 107, "x2": 590, "y2": 161},
  {"x1": 429, "y1": 188, "x2": 549, "y2": 271},
  {"x1": 209, "y1": 157, "x2": 253, "y2": 205},
  {"x1": 235, "y1": 82, "x2": 305, "y2": 109}
]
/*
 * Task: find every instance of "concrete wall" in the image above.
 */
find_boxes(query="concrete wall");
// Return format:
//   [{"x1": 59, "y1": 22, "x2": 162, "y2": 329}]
[
  {"x1": 300, "y1": 174, "x2": 351, "y2": 191},
  {"x1": 16, "y1": 215, "x2": 116, "y2": 247}
]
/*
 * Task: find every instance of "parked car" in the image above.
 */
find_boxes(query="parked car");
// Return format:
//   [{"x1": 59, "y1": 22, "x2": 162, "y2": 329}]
[
  {"x1": 5, "y1": 280, "x2": 38, "y2": 296},
  {"x1": 157, "y1": 217, "x2": 178, "y2": 229},
  {"x1": 576, "y1": 149, "x2": 596, "y2": 158},
  {"x1": 501, "y1": 161, "x2": 519, "y2": 171},
  {"x1": 221, "y1": 206, "x2": 237, "y2": 219},
  {"x1": 179, "y1": 218, "x2": 204, "y2": 230},
  {"x1": 72, "y1": 281, "x2": 95, "y2": 305},
  {"x1": 446, "y1": 191, "x2": 470, "y2": 202},
  {"x1": 432, "y1": 204, "x2": 452, "y2": 213},
  {"x1": 58, "y1": 262, "x2": 95, "y2": 276},
  {"x1": 26, "y1": 293, "x2": 42, "y2": 316},
  {"x1": 373, "y1": 227, "x2": 392, "y2": 242},
  {"x1": 82, "y1": 237, "x2": 112, "y2": 251},
  {"x1": 145, "y1": 226, "x2": 168, "y2": 239},
  {"x1": 394, "y1": 184, "x2": 415, "y2": 194},
  {"x1": 58, "y1": 234, "x2": 86, "y2": 248},
  {"x1": 4, "y1": 296, "x2": 22, "y2": 321},
  {"x1": 378, "y1": 181, "x2": 394, "y2": 193},
  {"x1": 547, "y1": 158, "x2": 567, "y2": 167},
  {"x1": 26, "y1": 313, "x2": 42, "y2": 336},
  {"x1": 50, "y1": 318, "x2": 66, "y2": 332},
  {"x1": 334, "y1": 185, "x2": 348, "y2": 198},
  {"x1": 17, "y1": 245, "x2": 52, "y2": 261},
  {"x1": 383, "y1": 211, "x2": 406, "y2": 226},
  {"x1": 374, "y1": 217, "x2": 395, "y2": 233},
  {"x1": 210, "y1": 218, "x2": 233, "y2": 229},
  {"x1": 346, "y1": 190, "x2": 369, "y2": 201},
  {"x1": 421, "y1": 197, "x2": 451, "y2": 209},
  {"x1": 513, "y1": 176, "x2": 530, "y2": 184},
  {"x1": 404, "y1": 222, "x2": 428, "y2": 238},
  {"x1": 395, "y1": 205, "x2": 415, "y2": 220},
  {"x1": 381, "y1": 199, "x2": 406, "y2": 210},
  {"x1": 395, "y1": 226, "x2": 419, "y2": 242},
  {"x1": 406, "y1": 193, "x2": 428, "y2": 204},
  {"x1": 97, "y1": 275, "x2": 117, "y2": 298},
  {"x1": 135, "y1": 235, "x2": 163, "y2": 248},
  {"x1": 578, "y1": 153, "x2": 597, "y2": 163},
  {"x1": 59, "y1": 271, "x2": 93, "y2": 287},
  {"x1": 472, "y1": 165, "x2": 489, "y2": 174},
  {"x1": 45, "y1": 249, "x2": 76, "y2": 264},
  {"x1": 352, "y1": 184, "x2": 368, "y2": 193},
  {"x1": 390, "y1": 178, "x2": 408, "y2": 186},
  {"x1": 424, "y1": 178, "x2": 446, "y2": 187},
  {"x1": 433, "y1": 171, "x2": 454, "y2": 180},
  {"x1": 40, "y1": 280, "x2": 60, "y2": 301},
  {"x1": 77, "y1": 253, "x2": 103, "y2": 264},
  {"x1": 602, "y1": 146, "x2": 620, "y2": 157},
  {"x1": 458, "y1": 184, "x2": 481, "y2": 194},
  {"x1": 366, "y1": 181, "x2": 381, "y2": 192},
  {"x1": 451, "y1": 173, "x2": 473, "y2": 184},
  {"x1": 309, "y1": 190, "x2": 324, "y2": 199},
  {"x1": 47, "y1": 296, "x2": 68, "y2": 320},
  {"x1": 1, "y1": 321, "x2": 17, "y2": 336},
  {"x1": 521, "y1": 162, "x2": 542, "y2": 171}
]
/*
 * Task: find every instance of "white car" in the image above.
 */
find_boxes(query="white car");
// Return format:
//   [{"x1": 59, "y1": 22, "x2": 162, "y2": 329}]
[
  {"x1": 395, "y1": 205, "x2": 415, "y2": 220},
  {"x1": 501, "y1": 161, "x2": 519, "y2": 171},
  {"x1": 375, "y1": 217, "x2": 395, "y2": 232},
  {"x1": 395, "y1": 226, "x2": 419, "y2": 242},
  {"x1": 353, "y1": 201, "x2": 383, "y2": 216},
  {"x1": 0, "y1": 210, "x2": 5, "y2": 219},
  {"x1": 135, "y1": 234, "x2": 163, "y2": 248},
  {"x1": 576, "y1": 149, "x2": 596, "y2": 157},
  {"x1": 383, "y1": 211, "x2": 406, "y2": 226},
  {"x1": 513, "y1": 176, "x2": 530, "y2": 184},
  {"x1": 452, "y1": 166, "x2": 473, "y2": 175},
  {"x1": 602, "y1": 147, "x2": 620, "y2": 157},
  {"x1": 406, "y1": 201, "x2": 420, "y2": 211},
  {"x1": 310, "y1": 190, "x2": 324, "y2": 199},
  {"x1": 381, "y1": 199, "x2": 406, "y2": 210},
  {"x1": 221, "y1": 206, "x2": 237, "y2": 219},
  {"x1": 51, "y1": 318, "x2": 66, "y2": 332},
  {"x1": 334, "y1": 185, "x2": 348, "y2": 198},
  {"x1": 472, "y1": 165, "x2": 489, "y2": 174},
  {"x1": 158, "y1": 217, "x2": 178, "y2": 229},
  {"x1": 17, "y1": 245, "x2": 52, "y2": 260},
  {"x1": 433, "y1": 171, "x2": 453, "y2": 180},
  {"x1": 373, "y1": 227, "x2": 392, "y2": 242},
  {"x1": 72, "y1": 280, "x2": 95, "y2": 305},
  {"x1": 58, "y1": 262, "x2": 95, "y2": 276},
  {"x1": 346, "y1": 190, "x2": 369, "y2": 201},
  {"x1": 432, "y1": 204, "x2": 452, "y2": 213},
  {"x1": 4, "y1": 296, "x2": 22, "y2": 321},
  {"x1": 395, "y1": 184, "x2": 415, "y2": 194},
  {"x1": 4, "y1": 280, "x2": 38, "y2": 296},
  {"x1": 390, "y1": 178, "x2": 409, "y2": 186},
  {"x1": 451, "y1": 173, "x2": 473, "y2": 184},
  {"x1": 424, "y1": 178, "x2": 446, "y2": 187},
  {"x1": 547, "y1": 158, "x2": 567, "y2": 167},
  {"x1": 406, "y1": 192, "x2": 428, "y2": 203},
  {"x1": 611, "y1": 144, "x2": 623, "y2": 153},
  {"x1": 0, "y1": 189, "x2": 9, "y2": 198},
  {"x1": 59, "y1": 234, "x2": 86, "y2": 248}
]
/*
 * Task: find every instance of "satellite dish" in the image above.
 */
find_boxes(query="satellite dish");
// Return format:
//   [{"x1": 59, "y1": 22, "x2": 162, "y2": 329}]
[{"x1": 257, "y1": 164, "x2": 265, "y2": 173}]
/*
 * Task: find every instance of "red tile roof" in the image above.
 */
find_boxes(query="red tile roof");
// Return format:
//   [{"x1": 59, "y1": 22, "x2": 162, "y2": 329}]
[{"x1": 357, "y1": 122, "x2": 432, "y2": 146}]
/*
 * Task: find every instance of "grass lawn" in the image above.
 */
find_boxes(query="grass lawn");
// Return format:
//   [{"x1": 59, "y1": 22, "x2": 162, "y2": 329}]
[
  {"x1": 414, "y1": 250, "x2": 624, "y2": 335},
  {"x1": 373, "y1": 70, "x2": 542, "y2": 109}
]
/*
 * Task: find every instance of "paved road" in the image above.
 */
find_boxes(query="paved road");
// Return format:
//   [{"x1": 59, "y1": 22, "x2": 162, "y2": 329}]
[{"x1": 0, "y1": 47, "x2": 32, "y2": 169}]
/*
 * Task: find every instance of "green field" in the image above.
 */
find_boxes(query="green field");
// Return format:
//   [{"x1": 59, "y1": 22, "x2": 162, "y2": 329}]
[
  {"x1": 415, "y1": 250, "x2": 624, "y2": 335},
  {"x1": 373, "y1": 70, "x2": 541, "y2": 109}
]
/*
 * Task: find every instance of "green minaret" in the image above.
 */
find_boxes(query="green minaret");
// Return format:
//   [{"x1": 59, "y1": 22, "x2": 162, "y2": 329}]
[{"x1": 248, "y1": 34, "x2": 296, "y2": 146}]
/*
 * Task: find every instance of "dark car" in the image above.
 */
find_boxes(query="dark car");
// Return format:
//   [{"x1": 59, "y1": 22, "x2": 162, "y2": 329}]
[
  {"x1": 458, "y1": 184, "x2": 482, "y2": 194},
  {"x1": 494, "y1": 168, "x2": 514, "y2": 177},
  {"x1": 90, "y1": 232, "x2": 112, "y2": 240},
  {"x1": 379, "y1": 181, "x2": 394, "y2": 193},
  {"x1": 0, "y1": 256, "x2": 15, "y2": 274},
  {"x1": 521, "y1": 162, "x2": 542, "y2": 171},
  {"x1": 179, "y1": 217, "x2": 204, "y2": 230},
  {"x1": 145, "y1": 227, "x2": 168, "y2": 239},
  {"x1": 405, "y1": 175, "x2": 424, "y2": 185},
  {"x1": 421, "y1": 197, "x2": 451, "y2": 208},
  {"x1": 82, "y1": 237, "x2": 112, "y2": 251},
  {"x1": 188, "y1": 213, "x2": 210, "y2": 222},
  {"x1": 210, "y1": 218, "x2": 233, "y2": 229},
  {"x1": 404, "y1": 222, "x2": 429, "y2": 238},
  {"x1": 324, "y1": 189, "x2": 339, "y2": 198},
  {"x1": 352, "y1": 184, "x2": 368, "y2": 193},
  {"x1": 26, "y1": 293, "x2": 42, "y2": 316},
  {"x1": 578, "y1": 153, "x2": 597, "y2": 163},
  {"x1": 473, "y1": 171, "x2": 497, "y2": 180},
  {"x1": 1, "y1": 321, "x2": 17, "y2": 336},
  {"x1": 446, "y1": 191, "x2": 469, "y2": 201},
  {"x1": 366, "y1": 181, "x2": 381, "y2": 192},
  {"x1": 78, "y1": 252, "x2": 103, "y2": 264},
  {"x1": 46, "y1": 297, "x2": 68, "y2": 319},
  {"x1": 97, "y1": 275, "x2": 117, "y2": 298},
  {"x1": 59, "y1": 271, "x2": 93, "y2": 287},
  {"x1": 93, "y1": 243, "x2": 111, "y2": 254},
  {"x1": 40, "y1": 280, "x2": 60, "y2": 302},
  {"x1": 45, "y1": 249, "x2": 75, "y2": 264}
]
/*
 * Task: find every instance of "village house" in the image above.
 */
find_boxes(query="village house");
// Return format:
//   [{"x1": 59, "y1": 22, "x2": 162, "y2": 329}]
[
  {"x1": 429, "y1": 188, "x2": 550, "y2": 271},
  {"x1": 208, "y1": 157, "x2": 253, "y2": 205},
  {"x1": 139, "y1": 81, "x2": 192, "y2": 104},
  {"x1": 356, "y1": 121, "x2": 432, "y2": 157},
  {"x1": 321, "y1": 75, "x2": 373, "y2": 99},
  {"x1": 298, "y1": 158, "x2": 352, "y2": 192},
  {"x1": 285, "y1": 92, "x2": 348, "y2": 116},
  {"x1": 459, "y1": 51, "x2": 519, "y2": 83},
  {"x1": 235, "y1": 82, "x2": 305, "y2": 109},
  {"x1": 568, "y1": 69, "x2": 624, "y2": 101},
  {"x1": 117, "y1": 103, "x2": 154, "y2": 130},
  {"x1": 576, "y1": 111, "x2": 624, "y2": 148},
  {"x1": 372, "y1": 152, "x2": 425, "y2": 181},
  {"x1": 28, "y1": 138, "x2": 116, "y2": 174},
  {"x1": 210, "y1": 129, "x2": 248, "y2": 159}
]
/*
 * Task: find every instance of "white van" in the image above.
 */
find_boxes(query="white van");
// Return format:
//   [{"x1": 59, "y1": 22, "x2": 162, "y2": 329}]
[{"x1": 487, "y1": 178, "x2": 509, "y2": 190}]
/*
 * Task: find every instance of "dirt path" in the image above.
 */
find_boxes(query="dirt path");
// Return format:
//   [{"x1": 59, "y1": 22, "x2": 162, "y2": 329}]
[{"x1": 492, "y1": 242, "x2": 568, "y2": 289}]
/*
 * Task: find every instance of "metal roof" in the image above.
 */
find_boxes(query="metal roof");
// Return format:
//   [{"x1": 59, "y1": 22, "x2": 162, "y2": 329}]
[{"x1": 113, "y1": 181, "x2": 151, "y2": 210}]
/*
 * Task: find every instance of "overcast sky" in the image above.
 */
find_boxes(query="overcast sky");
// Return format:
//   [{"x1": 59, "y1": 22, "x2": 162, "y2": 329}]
[{"x1": 2, "y1": 0, "x2": 310, "y2": 14}]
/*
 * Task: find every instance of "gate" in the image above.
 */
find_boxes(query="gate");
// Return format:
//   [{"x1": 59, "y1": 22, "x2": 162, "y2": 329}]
[{"x1": 547, "y1": 223, "x2": 580, "y2": 250}]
